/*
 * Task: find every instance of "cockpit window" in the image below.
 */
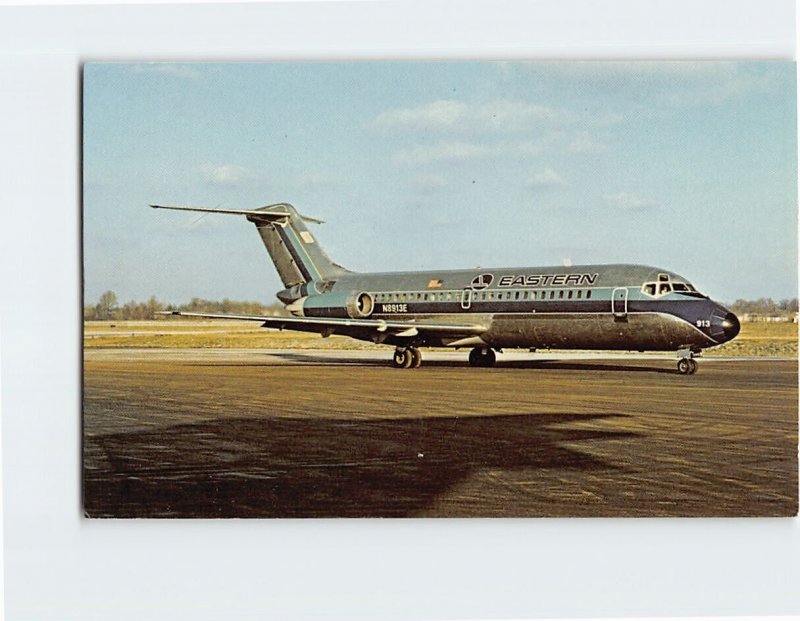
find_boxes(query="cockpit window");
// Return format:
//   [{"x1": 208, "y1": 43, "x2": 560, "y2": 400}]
[
  {"x1": 643, "y1": 275, "x2": 703, "y2": 298},
  {"x1": 642, "y1": 277, "x2": 673, "y2": 297}
]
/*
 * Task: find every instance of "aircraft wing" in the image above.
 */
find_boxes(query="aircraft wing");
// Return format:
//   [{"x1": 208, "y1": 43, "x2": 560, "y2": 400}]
[{"x1": 159, "y1": 311, "x2": 488, "y2": 341}]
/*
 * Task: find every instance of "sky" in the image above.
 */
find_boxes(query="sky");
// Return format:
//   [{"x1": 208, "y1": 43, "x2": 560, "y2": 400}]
[{"x1": 83, "y1": 61, "x2": 797, "y2": 306}]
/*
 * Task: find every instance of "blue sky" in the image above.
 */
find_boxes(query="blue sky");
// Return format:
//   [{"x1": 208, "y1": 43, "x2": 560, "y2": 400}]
[{"x1": 83, "y1": 61, "x2": 797, "y2": 305}]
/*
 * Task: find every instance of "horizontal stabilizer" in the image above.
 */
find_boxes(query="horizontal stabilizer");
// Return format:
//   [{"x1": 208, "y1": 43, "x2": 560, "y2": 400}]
[{"x1": 149, "y1": 204, "x2": 323, "y2": 224}]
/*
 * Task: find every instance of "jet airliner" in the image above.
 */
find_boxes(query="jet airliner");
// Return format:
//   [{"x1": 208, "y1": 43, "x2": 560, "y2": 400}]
[{"x1": 151, "y1": 203, "x2": 740, "y2": 374}]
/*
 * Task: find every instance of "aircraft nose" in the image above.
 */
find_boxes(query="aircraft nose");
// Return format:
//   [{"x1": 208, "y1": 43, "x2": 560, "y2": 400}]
[{"x1": 721, "y1": 312, "x2": 740, "y2": 341}]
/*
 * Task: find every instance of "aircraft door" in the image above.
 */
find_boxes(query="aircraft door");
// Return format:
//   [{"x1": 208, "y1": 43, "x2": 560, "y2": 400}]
[
  {"x1": 612, "y1": 287, "x2": 628, "y2": 318},
  {"x1": 461, "y1": 288, "x2": 473, "y2": 310}
]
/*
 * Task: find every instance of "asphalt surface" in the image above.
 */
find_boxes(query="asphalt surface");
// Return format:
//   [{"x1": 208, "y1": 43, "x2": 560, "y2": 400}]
[{"x1": 83, "y1": 349, "x2": 798, "y2": 517}]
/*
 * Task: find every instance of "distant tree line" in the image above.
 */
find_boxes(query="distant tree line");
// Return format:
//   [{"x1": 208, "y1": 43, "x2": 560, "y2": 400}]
[
  {"x1": 84, "y1": 290, "x2": 288, "y2": 321},
  {"x1": 729, "y1": 298, "x2": 798, "y2": 316}
]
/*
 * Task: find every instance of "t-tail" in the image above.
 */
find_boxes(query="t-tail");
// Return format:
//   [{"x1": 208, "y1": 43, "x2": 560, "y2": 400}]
[{"x1": 150, "y1": 203, "x2": 352, "y2": 300}]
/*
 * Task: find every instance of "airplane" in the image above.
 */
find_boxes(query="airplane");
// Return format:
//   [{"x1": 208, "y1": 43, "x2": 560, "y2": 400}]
[{"x1": 150, "y1": 202, "x2": 740, "y2": 375}]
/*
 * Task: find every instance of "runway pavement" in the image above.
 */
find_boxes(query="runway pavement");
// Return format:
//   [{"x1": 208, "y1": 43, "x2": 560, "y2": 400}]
[{"x1": 83, "y1": 348, "x2": 798, "y2": 517}]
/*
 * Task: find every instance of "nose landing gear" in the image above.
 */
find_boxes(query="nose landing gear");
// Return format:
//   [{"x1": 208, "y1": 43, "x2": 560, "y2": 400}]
[
  {"x1": 677, "y1": 348, "x2": 699, "y2": 375},
  {"x1": 392, "y1": 347, "x2": 422, "y2": 369}
]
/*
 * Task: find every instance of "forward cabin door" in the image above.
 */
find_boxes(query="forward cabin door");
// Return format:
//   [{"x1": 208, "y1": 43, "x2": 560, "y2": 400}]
[
  {"x1": 461, "y1": 288, "x2": 473, "y2": 310},
  {"x1": 612, "y1": 287, "x2": 628, "y2": 319}
]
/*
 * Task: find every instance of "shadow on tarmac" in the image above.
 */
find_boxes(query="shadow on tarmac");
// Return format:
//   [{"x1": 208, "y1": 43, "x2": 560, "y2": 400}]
[
  {"x1": 204, "y1": 351, "x2": 680, "y2": 375},
  {"x1": 85, "y1": 411, "x2": 639, "y2": 518}
]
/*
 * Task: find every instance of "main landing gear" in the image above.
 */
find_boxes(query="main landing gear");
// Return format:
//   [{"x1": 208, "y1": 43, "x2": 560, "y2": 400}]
[
  {"x1": 468, "y1": 347, "x2": 496, "y2": 368},
  {"x1": 676, "y1": 348, "x2": 699, "y2": 375},
  {"x1": 392, "y1": 347, "x2": 422, "y2": 369}
]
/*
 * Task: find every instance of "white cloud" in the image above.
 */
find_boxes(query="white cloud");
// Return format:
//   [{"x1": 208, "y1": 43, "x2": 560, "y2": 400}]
[
  {"x1": 201, "y1": 164, "x2": 250, "y2": 186},
  {"x1": 568, "y1": 130, "x2": 604, "y2": 153},
  {"x1": 373, "y1": 100, "x2": 467, "y2": 130},
  {"x1": 517, "y1": 141, "x2": 545, "y2": 156},
  {"x1": 372, "y1": 99, "x2": 564, "y2": 133},
  {"x1": 296, "y1": 172, "x2": 337, "y2": 188},
  {"x1": 519, "y1": 61, "x2": 776, "y2": 106},
  {"x1": 526, "y1": 167, "x2": 567, "y2": 189},
  {"x1": 410, "y1": 173, "x2": 447, "y2": 194},
  {"x1": 392, "y1": 141, "x2": 499, "y2": 165},
  {"x1": 133, "y1": 63, "x2": 202, "y2": 80},
  {"x1": 603, "y1": 191, "x2": 656, "y2": 211}
]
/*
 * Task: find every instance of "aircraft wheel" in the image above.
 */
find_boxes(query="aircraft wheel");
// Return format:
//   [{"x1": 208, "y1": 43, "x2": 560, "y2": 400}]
[
  {"x1": 392, "y1": 348, "x2": 413, "y2": 369},
  {"x1": 469, "y1": 347, "x2": 496, "y2": 368},
  {"x1": 687, "y1": 359, "x2": 698, "y2": 375},
  {"x1": 677, "y1": 358, "x2": 692, "y2": 375},
  {"x1": 410, "y1": 347, "x2": 422, "y2": 368}
]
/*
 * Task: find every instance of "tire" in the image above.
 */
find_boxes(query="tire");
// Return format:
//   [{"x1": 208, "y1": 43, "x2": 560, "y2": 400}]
[
  {"x1": 392, "y1": 349, "x2": 413, "y2": 369},
  {"x1": 410, "y1": 348, "x2": 422, "y2": 368},
  {"x1": 677, "y1": 358, "x2": 691, "y2": 375},
  {"x1": 468, "y1": 348, "x2": 482, "y2": 367},
  {"x1": 469, "y1": 347, "x2": 496, "y2": 368},
  {"x1": 687, "y1": 359, "x2": 698, "y2": 375}
]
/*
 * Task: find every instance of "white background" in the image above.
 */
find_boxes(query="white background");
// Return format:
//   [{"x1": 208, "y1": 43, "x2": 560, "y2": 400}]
[{"x1": 1, "y1": 1, "x2": 798, "y2": 619}]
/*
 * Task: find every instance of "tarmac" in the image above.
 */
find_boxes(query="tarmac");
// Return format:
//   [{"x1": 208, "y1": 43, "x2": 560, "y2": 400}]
[{"x1": 83, "y1": 348, "x2": 798, "y2": 518}]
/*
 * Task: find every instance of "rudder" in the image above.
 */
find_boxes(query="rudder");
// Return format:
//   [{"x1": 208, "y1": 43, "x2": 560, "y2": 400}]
[{"x1": 248, "y1": 203, "x2": 351, "y2": 288}]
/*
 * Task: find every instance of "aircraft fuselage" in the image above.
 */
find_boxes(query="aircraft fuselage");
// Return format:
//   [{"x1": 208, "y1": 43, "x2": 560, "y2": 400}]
[{"x1": 287, "y1": 263, "x2": 740, "y2": 352}]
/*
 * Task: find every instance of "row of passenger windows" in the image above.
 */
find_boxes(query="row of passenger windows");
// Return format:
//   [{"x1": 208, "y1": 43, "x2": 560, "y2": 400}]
[{"x1": 373, "y1": 289, "x2": 594, "y2": 303}]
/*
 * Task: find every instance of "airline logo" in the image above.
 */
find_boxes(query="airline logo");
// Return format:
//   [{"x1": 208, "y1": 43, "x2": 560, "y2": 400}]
[
  {"x1": 470, "y1": 274, "x2": 494, "y2": 290},
  {"x1": 427, "y1": 279, "x2": 443, "y2": 288},
  {"x1": 497, "y1": 273, "x2": 599, "y2": 287}
]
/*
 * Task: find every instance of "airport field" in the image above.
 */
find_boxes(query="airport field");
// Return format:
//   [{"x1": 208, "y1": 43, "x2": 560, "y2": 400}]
[
  {"x1": 84, "y1": 319, "x2": 798, "y2": 356},
  {"x1": 84, "y1": 345, "x2": 797, "y2": 518}
]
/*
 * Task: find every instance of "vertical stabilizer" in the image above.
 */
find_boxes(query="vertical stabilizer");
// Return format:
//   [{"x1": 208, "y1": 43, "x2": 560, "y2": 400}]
[{"x1": 248, "y1": 203, "x2": 351, "y2": 288}]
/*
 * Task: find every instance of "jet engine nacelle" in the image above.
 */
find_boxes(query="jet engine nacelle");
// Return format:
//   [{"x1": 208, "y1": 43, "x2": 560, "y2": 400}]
[
  {"x1": 345, "y1": 291, "x2": 374, "y2": 318},
  {"x1": 284, "y1": 290, "x2": 374, "y2": 319}
]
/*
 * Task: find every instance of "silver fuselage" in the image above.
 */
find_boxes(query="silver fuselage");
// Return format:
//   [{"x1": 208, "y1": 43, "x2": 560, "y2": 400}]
[{"x1": 290, "y1": 263, "x2": 740, "y2": 351}]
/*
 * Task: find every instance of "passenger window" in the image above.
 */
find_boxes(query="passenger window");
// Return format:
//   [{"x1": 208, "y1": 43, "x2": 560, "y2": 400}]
[
  {"x1": 515, "y1": 291, "x2": 520, "y2": 300},
  {"x1": 446, "y1": 292, "x2": 452, "y2": 301},
  {"x1": 586, "y1": 290, "x2": 592, "y2": 299},
  {"x1": 393, "y1": 293, "x2": 398, "y2": 302},
  {"x1": 558, "y1": 290, "x2": 564, "y2": 299},
  {"x1": 576, "y1": 290, "x2": 582, "y2": 299},
  {"x1": 455, "y1": 292, "x2": 461, "y2": 301},
  {"x1": 489, "y1": 292, "x2": 494, "y2": 300},
  {"x1": 549, "y1": 291, "x2": 555, "y2": 300},
  {"x1": 568, "y1": 290, "x2": 573, "y2": 299}
]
